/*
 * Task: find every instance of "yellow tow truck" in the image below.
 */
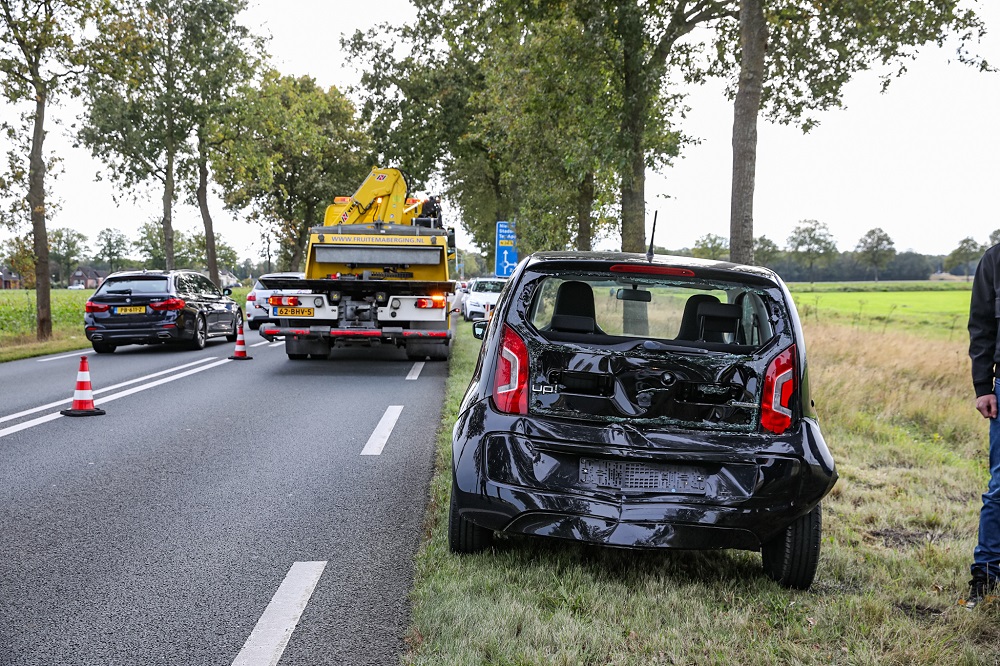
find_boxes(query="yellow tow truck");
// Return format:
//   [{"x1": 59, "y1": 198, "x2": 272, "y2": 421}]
[{"x1": 258, "y1": 167, "x2": 455, "y2": 360}]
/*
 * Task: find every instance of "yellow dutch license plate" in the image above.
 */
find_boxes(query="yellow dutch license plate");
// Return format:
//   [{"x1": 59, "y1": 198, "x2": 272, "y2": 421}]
[
  {"x1": 116, "y1": 306, "x2": 146, "y2": 314},
  {"x1": 275, "y1": 307, "x2": 314, "y2": 317}
]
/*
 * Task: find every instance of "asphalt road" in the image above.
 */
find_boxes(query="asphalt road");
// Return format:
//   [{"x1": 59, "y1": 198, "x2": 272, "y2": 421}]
[{"x1": 0, "y1": 334, "x2": 448, "y2": 665}]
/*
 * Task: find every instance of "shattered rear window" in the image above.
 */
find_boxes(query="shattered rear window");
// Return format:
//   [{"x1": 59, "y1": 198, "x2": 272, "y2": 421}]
[
  {"x1": 528, "y1": 275, "x2": 777, "y2": 348},
  {"x1": 519, "y1": 271, "x2": 791, "y2": 430}
]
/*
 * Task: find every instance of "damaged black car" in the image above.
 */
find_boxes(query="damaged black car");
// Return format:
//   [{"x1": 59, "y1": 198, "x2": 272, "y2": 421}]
[{"x1": 448, "y1": 251, "x2": 837, "y2": 589}]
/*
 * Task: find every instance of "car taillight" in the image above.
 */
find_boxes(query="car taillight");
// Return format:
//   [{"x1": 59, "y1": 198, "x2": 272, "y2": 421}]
[
  {"x1": 492, "y1": 324, "x2": 528, "y2": 415},
  {"x1": 761, "y1": 345, "x2": 797, "y2": 434},
  {"x1": 268, "y1": 295, "x2": 300, "y2": 306},
  {"x1": 416, "y1": 294, "x2": 447, "y2": 309},
  {"x1": 247, "y1": 293, "x2": 256, "y2": 301},
  {"x1": 149, "y1": 297, "x2": 185, "y2": 311},
  {"x1": 85, "y1": 301, "x2": 109, "y2": 313}
]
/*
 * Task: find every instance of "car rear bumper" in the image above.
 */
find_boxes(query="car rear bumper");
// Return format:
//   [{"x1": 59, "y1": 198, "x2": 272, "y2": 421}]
[
  {"x1": 85, "y1": 323, "x2": 190, "y2": 345},
  {"x1": 451, "y1": 406, "x2": 837, "y2": 551}
]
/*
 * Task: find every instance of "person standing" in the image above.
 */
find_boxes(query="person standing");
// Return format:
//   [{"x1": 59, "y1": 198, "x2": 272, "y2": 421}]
[{"x1": 966, "y1": 243, "x2": 1000, "y2": 608}]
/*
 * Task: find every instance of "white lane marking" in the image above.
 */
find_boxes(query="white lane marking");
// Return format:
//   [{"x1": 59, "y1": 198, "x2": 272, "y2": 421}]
[
  {"x1": 250, "y1": 340, "x2": 271, "y2": 348},
  {"x1": 0, "y1": 357, "x2": 218, "y2": 425},
  {"x1": 231, "y1": 561, "x2": 327, "y2": 666},
  {"x1": 361, "y1": 405, "x2": 404, "y2": 456},
  {"x1": 269, "y1": 342, "x2": 283, "y2": 348},
  {"x1": 0, "y1": 413, "x2": 63, "y2": 439},
  {"x1": 405, "y1": 362, "x2": 424, "y2": 381},
  {"x1": 93, "y1": 359, "x2": 230, "y2": 406},
  {"x1": 37, "y1": 350, "x2": 94, "y2": 363},
  {"x1": 0, "y1": 358, "x2": 230, "y2": 440}
]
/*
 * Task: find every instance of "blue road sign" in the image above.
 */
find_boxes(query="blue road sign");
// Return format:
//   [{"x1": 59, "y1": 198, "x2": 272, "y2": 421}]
[{"x1": 495, "y1": 221, "x2": 518, "y2": 277}]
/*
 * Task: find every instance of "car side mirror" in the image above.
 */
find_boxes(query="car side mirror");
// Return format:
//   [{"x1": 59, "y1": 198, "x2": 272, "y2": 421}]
[
  {"x1": 223, "y1": 288, "x2": 233, "y2": 296},
  {"x1": 472, "y1": 320, "x2": 488, "y2": 340}
]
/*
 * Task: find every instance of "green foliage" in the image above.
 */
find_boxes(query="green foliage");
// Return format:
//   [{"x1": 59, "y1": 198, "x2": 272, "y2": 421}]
[
  {"x1": 94, "y1": 228, "x2": 132, "y2": 273},
  {"x1": 707, "y1": 1, "x2": 989, "y2": 131},
  {"x1": 1, "y1": 234, "x2": 35, "y2": 287},
  {"x1": 854, "y1": 227, "x2": 896, "y2": 282},
  {"x1": 944, "y1": 237, "x2": 983, "y2": 281},
  {"x1": 787, "y1": 219, "x2": 838, "y2": 281},
  {"x1": 693, "y1": 233, "x2": 730, "y2": 260},
  {"x1": 754, "y1": 235, "x2": 781, "y2": 267},
  {"x1": 80, "y1": 0, "x2": 260, "y2": 272},
  {"x1": 212, "y1": 70, "x2": 371, "y2": 270},
  {"x1": 48, "y1": 227, "x2": 89, "y2": 284}
]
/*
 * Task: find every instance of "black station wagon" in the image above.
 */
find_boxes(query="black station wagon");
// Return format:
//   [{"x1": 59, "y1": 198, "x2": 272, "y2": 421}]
[
  {"x1": 449, "y1": 252, "x2": 837, "y2": 589},
  {"x1": 84, "y1": 270, "x2": 243, "y2": 354}
]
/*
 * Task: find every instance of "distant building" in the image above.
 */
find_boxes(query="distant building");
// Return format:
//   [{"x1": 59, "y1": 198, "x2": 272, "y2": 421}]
[
  {"x1": 0, "y1": 266, "x2": 21, "y2": 289},
  {"x1": 70, "y1": 266, "x2": 109, "y2": 289}
]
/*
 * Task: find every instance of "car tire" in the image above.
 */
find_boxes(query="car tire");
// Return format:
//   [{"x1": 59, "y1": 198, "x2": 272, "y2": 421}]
[
  {"x1": 761, "y1": 503, "x2": 822, "y2": 590},
  {"x1": 186, "y1": 315, "x2": 207, "y2": 351},
  {"x1": 226, "y1": 310, "x2": 244, "y2": 342},
  {"x1": 92, "y1": 342, "x2": 116, "y2": 354},
  {"x1": 287, "y1": 353, "x2": 308, "y2": 360},
  {"x1": 248, "y1": 320, "x2": 261, "y2": 331},
  {"x1": 448, "y1": 485, "x2": 493, "y2": 553}
]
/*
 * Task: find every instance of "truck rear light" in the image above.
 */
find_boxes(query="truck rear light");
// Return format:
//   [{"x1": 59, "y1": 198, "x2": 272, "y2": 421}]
[
  {"x1": 492, "y1": 325, "x2": 528, "y2": 415},
  {"x1": 761, "y1": 345, "x2": 797, "y2": 434},
  {"x1": 416, "y1": 295, "x2": 447, "y2": 309},
  {"x1": 85, "y1": 301, "x2": 109, "y2": 313},
  {"x1": 149, "y1": 298, "x2": 185, "y2": 311},
  {"x1": 268, "y1": 295, "x2": 300, "y2": 306}
]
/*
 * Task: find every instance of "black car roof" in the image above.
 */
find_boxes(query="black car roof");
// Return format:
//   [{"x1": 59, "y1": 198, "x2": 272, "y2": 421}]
[{"x1": 522, "y1": 251, "x2": 782, "y2": 287}]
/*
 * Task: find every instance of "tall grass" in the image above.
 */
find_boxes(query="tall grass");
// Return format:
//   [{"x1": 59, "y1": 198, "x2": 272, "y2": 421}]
[{"x1": 406, "y1": 320, "x2": 1000, "y2": 665}]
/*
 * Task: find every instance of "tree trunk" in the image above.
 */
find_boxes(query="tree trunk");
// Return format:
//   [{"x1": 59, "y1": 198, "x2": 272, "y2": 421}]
[
  {"x1": 163, "y1": 150, "x2": 176, "y2": 270},
  {"x1": 618, "y1": 4, "x2": 648, "y2": 335},
  {"x1": 729, "y1": 0, "x2": 767, "y2": 265},
  {"x1": 575, "y1": 172, "x2": 594, "y2": 251},
  {"x1": 197, "y1": 130, "x2": 220, "y2": 287},
  {"x1": 29, "y1": 86, "x2": 51, "y2": 341},
  {"x1": 619, "y1": 7, "x2": 647, "y2": 255}
]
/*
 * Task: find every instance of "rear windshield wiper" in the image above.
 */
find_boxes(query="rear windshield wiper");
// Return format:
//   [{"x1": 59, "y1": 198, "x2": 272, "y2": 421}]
[{"x1": 635, "y1": 339, "x2": 708, "y2": 354}]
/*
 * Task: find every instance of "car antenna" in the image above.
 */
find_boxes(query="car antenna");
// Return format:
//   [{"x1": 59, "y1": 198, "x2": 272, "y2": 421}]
[{"x1": 646, "y1": 211, "x2": 658, "y2": 263}]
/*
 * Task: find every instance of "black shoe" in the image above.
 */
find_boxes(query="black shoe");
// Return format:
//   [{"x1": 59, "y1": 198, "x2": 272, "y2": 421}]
[{"x1": 961, "y1": 576, "x2": 996, "y2": 609}]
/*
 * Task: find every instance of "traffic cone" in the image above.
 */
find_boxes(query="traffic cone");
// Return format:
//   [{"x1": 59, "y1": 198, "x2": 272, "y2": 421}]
[
  {"x1": 228, "y1": 326, "x2": 253, "y2": 360},
  {"x1": 61, "y1": 356, "x2": 106, "y2": 417}
]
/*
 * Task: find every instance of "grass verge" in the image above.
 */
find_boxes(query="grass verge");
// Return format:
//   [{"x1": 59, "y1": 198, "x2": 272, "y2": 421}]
[{"x1": 407, "y1": 320, "x2": 1000, "y2": 665}]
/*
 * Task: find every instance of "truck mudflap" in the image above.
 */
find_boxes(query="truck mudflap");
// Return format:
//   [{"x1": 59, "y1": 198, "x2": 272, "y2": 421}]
[{"x1": 258, "y1": 325, "x2": 452, "y2": 342}]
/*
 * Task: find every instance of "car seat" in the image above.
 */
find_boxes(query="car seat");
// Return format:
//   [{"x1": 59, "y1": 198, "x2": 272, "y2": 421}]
[
  {"x1": 549, "y1": 280, "x2": 600, "y2": 333},
  {"x1": 676, "y1": 294, "x2": 720, "y2": 340}
]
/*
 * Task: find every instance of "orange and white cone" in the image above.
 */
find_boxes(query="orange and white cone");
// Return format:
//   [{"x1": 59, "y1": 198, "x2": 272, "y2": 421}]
[
  {"x1": 60, "y1": 355, "x2": 106, "y2": 417},
  {"x1": 228, "y1": 326, "x2": 253, "y2": 360}
]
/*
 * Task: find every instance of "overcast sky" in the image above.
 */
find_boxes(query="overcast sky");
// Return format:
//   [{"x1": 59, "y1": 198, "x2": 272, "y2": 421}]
[{"x1": 2, "y1": 0, "x2": 998, "y2": 264}]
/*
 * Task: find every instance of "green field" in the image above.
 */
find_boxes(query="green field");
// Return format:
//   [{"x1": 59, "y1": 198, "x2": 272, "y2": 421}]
[{"x1": 788, "y1": 288, "x2": 972, "y2": 340}]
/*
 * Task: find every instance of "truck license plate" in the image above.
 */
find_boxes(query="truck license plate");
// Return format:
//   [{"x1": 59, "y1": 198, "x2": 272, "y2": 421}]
[
  {"x1": 579, "y1": 458, "x2": 707, "y2": 494},
  {"x1": 275, "y1": 307, "x2": 314, "y2": 317}
]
